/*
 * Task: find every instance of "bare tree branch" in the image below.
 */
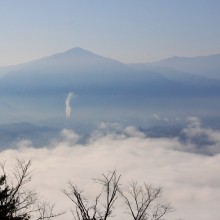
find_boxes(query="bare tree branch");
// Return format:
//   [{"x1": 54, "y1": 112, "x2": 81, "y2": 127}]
[
  {"x1": 0, "y1": 159, "x2": 64, "y2": 220},
  {"x1": 63, "y1": 170, "x2": 121, "y2": 220},
  {"x1": 120, "y1": 181, "x2": 173, "y2": 220}
]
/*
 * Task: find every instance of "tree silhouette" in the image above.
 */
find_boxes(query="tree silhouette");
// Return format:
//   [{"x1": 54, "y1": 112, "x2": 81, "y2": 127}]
[
  {"x1": 63, "y1": 170, "x2": 121, "y2": 220},
  {"x1": 0, "y1": 159, "x2": 63, "y2": 220},
  {"x1": 120, "y1": 181, "x2": 173, "y2": 220},
  {"x1": 1, "y1": 160, "x2": 175, "y2": 220},
  {"x1": 63, "y1": 171, "x2": 174, "y2": 220}
]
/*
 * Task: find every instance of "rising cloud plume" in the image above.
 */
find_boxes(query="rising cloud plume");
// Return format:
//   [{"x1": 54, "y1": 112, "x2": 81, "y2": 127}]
[{"x1": 65, "y1": 92, "x2": 73, "y2": 118}]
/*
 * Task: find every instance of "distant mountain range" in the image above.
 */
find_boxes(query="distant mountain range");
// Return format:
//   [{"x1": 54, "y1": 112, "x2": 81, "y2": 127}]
[
  {"x1": 0, "y1": 47, "x2": 220, "y2": 96},
  {"x1": 0, "y1": 122, "x2": 59, "y2": 149},
  {"x1": 0, "y1": 47, "x2": 220, "y2": 125},
  {"x1": 131, "y1": 53, "x2": 220, "y2": 79}
]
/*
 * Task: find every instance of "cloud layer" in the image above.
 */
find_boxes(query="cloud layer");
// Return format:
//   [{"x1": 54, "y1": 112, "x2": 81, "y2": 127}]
[{"x1": 0, "y1": 121, "x2": 220, "y2": 220}]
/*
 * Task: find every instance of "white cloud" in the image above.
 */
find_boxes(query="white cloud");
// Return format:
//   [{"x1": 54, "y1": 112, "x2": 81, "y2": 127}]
[
  {"x1": 152, "y1": 113, "x2": 170, "y2": 122},
  {"x1": 0, "y1": 125, "x2": 220, "y2": 220},
  {"x1": 153, "y1": 113, "x2": 161, "y2": 120},
  {"x1": 180, "y1": 117, "x2": 220, "y2": 155}
]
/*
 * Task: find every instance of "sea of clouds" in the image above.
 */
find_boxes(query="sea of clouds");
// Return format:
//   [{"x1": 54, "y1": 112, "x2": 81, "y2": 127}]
[{"x1": 0, "y1": 118, "x2": 220, "y2": 220}]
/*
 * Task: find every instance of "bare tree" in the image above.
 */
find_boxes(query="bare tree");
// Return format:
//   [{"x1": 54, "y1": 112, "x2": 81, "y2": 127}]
[
  {"x1": 63, "y1": 170, "x2": 121, "y2": 220},
  {"x1": 36, "y1": 201, "x2": 64, "y2": 220},
  {"x1": 120, "y1": 181, "x2": 173, "y2": 220},
  {"x1": 0, "y1": 159, "x2": 63, "y2": 220}
]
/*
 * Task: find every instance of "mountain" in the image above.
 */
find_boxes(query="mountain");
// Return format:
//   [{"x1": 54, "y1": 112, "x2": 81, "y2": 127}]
[
  {"x1": 0, "y1": 65, "x2": 24, "y2": 78},
  {"x1": 129, "y1": 63, "x2": 220, "y2": 87},
  {"x1": 0, "y1": 122, "x2": 59, "y2": 149},
  {"x1": 134, "y1": 54, "x2": 220, "y2": 79},
  {"x1": 0, "y1": 47, "x2": 185, "y2": 96},
  {"x1": 0, "y1": 47, "x2": 133, "y2": 94},
  {"x1": 1, "y1": 47, "x2": 220, "y2": 96},
  {"x1": 1, "y1": 48, "x2": 220, "y2": 124}
]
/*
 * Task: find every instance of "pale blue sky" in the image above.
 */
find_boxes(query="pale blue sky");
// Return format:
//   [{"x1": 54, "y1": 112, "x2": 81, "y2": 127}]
[{"x1": 0, "y1": 0, "x2": 220, "y2": 65}]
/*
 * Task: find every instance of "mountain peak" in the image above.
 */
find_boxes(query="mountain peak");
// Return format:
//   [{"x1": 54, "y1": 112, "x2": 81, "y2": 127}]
[
  {"x1": 67, "y1": 47, "x2": 91, "y2": 53},
  {"x1": 60, "y1": 47, "x2": 96, "y2": 57}
]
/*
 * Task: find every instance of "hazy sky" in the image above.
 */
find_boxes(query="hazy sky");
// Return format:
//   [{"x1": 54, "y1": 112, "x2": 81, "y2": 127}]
[{"x1": 0, "y1": 0, "x2": 220, "y2": 65}]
